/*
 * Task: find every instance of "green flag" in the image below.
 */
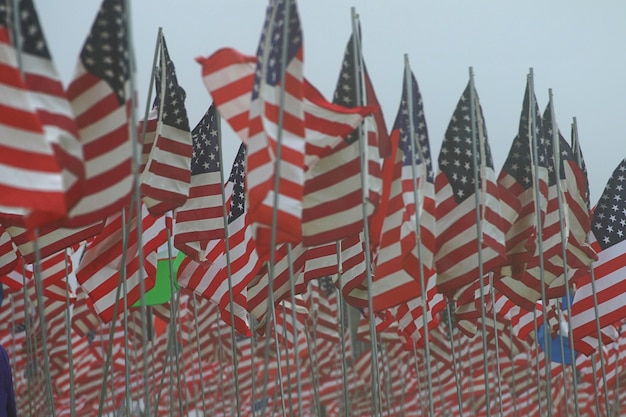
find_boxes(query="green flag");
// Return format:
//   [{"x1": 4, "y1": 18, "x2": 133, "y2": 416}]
[{"x1": 134, "y1": 250, "x2": 185, "y2": 307}]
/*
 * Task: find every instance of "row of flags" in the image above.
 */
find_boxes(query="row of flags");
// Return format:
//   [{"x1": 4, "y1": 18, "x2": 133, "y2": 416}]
[{"x1": 0, "y1": 0, "x2": 626, "y2": 415}]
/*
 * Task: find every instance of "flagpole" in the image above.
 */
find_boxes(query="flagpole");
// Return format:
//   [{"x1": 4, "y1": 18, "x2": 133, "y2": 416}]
[
  {"x1": 403, "y1": 53, "x2": 436, "y2": 417},
  {"x1": 350, "y1": 8, "x2": 382, "y2": 416},
  {"x1": 488, "y1": 273, "x2": 505, "y2": 415},
  {"x1": 336, "y1": 246, "x2": 352, "y2": 417},
  {"x1": 214, "y1": 108, "x2": 243, "y2": 417},
  {"x1": 591, "y1": 354, "x2": 603, "y2": 417},
  {"x1": 508, "y1": 323, "x2": 519, "y2": 417},
  {"x1": 468, "y1": 66, "x2": 492, "y2": 417},
  {"x1": 411, "y1": 342, "x2": 427, "y2": 415},
  {"x1": 216, "y1": 308, "x2": 230, "y2": 415},
  {"x1": 527, "y1": 68, "x2": 554, "y2": 417},
  {"x1": 306, "y1": 317, "x2": 324, "y2": 416},
  {"x1": 278, "y1": 302, "x2": 295, "y2": 414},
  {"x1": 62, "y1": 250, "x2": 77, "y2": 417},
  {"x1": 258, "y1": 1, "x2": 292, "y2": 416},
  {"x1": 547, "y1": 89, "x2": 581, "y2": 417},
  {"x1": 190, "y1": 293, "x2": 208, "y2": 414},
  {"x1": 572, "y1": 116, "x2": 612, "y2": 415},
  {"x1": 444, "y1": 302, "x2": 465, "y2": 417},
  {"x1": 121, "y1": 209, "x2": 134, "y2": 417},
  {"x1": 286, "y1": 244, "x2": 305, "y2": 416}
]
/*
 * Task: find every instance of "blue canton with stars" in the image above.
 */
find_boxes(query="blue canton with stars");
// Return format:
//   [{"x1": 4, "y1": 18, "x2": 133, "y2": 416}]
[
  {"x1": 251, "y1": 0, "x2": 302, "y2": 101},
  {"x1": 157, "y1": 37, "x2": 190, "y2": 132},
  {"x1": 392, "y1": 71, "x2": 434, "y2": 183},
  {"x1": 438, "y1": 82, "x2": 494, "y2": 204},
  {"x1": 79, "y1": 0, "x2": 129, "y2": 105},
  {"x1": 592, "y1": 159, "x2": 626, "y2": 251},
  {"x1": 16, "y1": 0, "x2": 51, "y2": 59},
  {"x1": 571, "y1": 129, "x2": 590, "y2": 209},
  {"x1": 227, "y1": 144, "x2": 247, "y2": 224},
  {"x1": 541, "y1": 105, "x2": 561, "y2": 186},
  {"x1": 190, "y1": 105, "x2": 220, "y2": 176},
  {"x1": 502, "y1": 82, "x2": 545, "y2": 190}
]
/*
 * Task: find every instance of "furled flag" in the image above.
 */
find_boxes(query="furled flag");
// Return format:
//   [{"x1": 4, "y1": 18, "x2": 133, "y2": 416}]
[
  {"x1": 177, "y1": 144, "x2": 262, "y2": 334},
  {"x1": 0, "y1": 1, "x2": 66, "y2": 224},
  {"x1": 434, "y1": 80, "x2": 507, "y2": 297},
  {"x1": 245, "y1": 0, "x2": 306, "y2": 254},
  {"x1": 64, "y1": 0, "x2": 134, "y2": 227},
  {"x1": 174, "y1": 105, "x2": 224, "y2": 264},
  {"x1": 303, "y1": 30, "x2": 385, "y2": 246},
  {"x1": 141, "y1": 34, "x2": 192, "y2": 216},
  {"x1": 493, "y1": 80, "x2": 547, "y2": 307},
  {"x1": 570, "y1": 158, "x2": 626, "y2": 341},
  {"x1": 370, "y1": 66, "x2": 435, "y2": 311}
]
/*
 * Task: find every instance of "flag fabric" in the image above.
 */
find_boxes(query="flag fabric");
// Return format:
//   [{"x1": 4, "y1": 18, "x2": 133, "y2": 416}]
[
  {"x1": 301, "y1": 30, "x2": 385, "y2": 246},
  {"x1": 370, "y1": 66, "x2": 436, "y2": 311},
  {"x1": 0, "y1": 1, "x2": 66, "y2": 224},
  {"x1": 0, "y1": 226, "x2": 18, "y2": 276},
  {"x1": 64, "y1": 0, "x2": 134, "y2": 227},
  {"x1": 197, "y1": 50, "x2": 371, "y2": 247},
  {"x1": 245, "y1": 0, "x2": 306, "y2": 254},
  {"x1": 173, "y1": 105, "x2": 225, "y2": 264},
  {"x1": 493, "y1": 81, "x2": 547, "y2": 307},
  {"x1": 177, "y1": 144, "x2": 262, "y2": 335},
  {"x1": 434, "y1": 81, "x2": 507, "y2": 296},
  {"x1": 76, "y1": 204, "x2": 170, "y2": 323},
  {"x1": 1, "y1": 0, "x2": 84, "y2": 227},
  {"x1": 570, "y1": 158, "x2": 626, "y2": 341},
  {"x1": 141, "y1": 35, "x2": 192, "y2": 216}
]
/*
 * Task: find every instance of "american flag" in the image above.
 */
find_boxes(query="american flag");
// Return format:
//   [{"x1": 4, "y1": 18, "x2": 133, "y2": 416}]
[
  {"x1": 177, "y1": 144, "x2": 261, "y2": 335},
  {"x1": 302, "y1": 31, "x2": 384, "y2": 246},
  {"x1": 64, "y1": 0, "x2": 134, "y2": 227},
  {"x1": 76, "y1": 204, "x2": 170, "y2": 323},
  {"x1": 2, "y1": 0, "x2": 85, "y2": 226},
  {"x1": 434, "y1": 81, "x2": 507, "y2": 296},
  {"x1": 174, "y1": 105, "x2": 225, "y2": 264},
  {"x1": 570, "y1": 158, "x2": 626, "y2": 341},
  {"x1": 0, "y1": 226, "x2": 18, "y2": 276},
  {"x1": 494, "y1": 81, "x2": 547, "y2": 308},
  {"x1": 141, "y1": 35, "x2": 192, "y2": 216},
  {"x1": 371, "y1": 67, "x2": 435, "y2": 311},
  {"x1": 245, "y1": 0, "x2": 305, "y2": 255},
  {"x1": 0, "y1": 1, "x2": 67, "y2": 224}
]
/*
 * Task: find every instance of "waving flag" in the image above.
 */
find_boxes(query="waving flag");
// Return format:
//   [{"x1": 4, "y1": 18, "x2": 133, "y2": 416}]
[
  {"x1": 434, "y1": 81, "x2": 507, "y2": 297},
  {"x1": 174, "y1": 105, "x2": 225, "y2": 264},
  {"x1": 141, "y1": 35, "x2": 192, "y2": 216},
  {"x1": 0, "y1": 1, "x2": 66, "y2": 224},
  {"x1": 64, "y1": 0, "x2": 134, "y2": 227},
  {"x1": 370, "y1": 67, "x2": 435, "y2": 310},
  {"x1": 570, "y1": 158, "x2": 626, "y2": 341},
  {"x1": 245, "y1": 0, "x2": 306, "y2": 254}
]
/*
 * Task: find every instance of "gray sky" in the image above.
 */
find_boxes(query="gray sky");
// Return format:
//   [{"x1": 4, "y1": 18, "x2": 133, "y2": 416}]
[{"x1": 36, "y1": 1, "x2": 626, "y2": 204}]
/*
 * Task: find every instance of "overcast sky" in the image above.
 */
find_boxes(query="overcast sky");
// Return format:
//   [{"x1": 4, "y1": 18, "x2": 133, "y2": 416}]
[{"x1": 35, "y1": 1, "x2": 626, "y2": 204}]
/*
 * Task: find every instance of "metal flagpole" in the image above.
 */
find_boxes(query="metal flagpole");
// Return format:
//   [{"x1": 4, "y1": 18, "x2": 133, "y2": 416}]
[
  {"x1": 591, "y1": 354, "x2": 603, "y2": 417},
  {"x1": 531, "y1": 309, "x2": 544, "y2": 415},
  {"x1": 547, "y1": 90, "x2": 579, "y2": 417},
  {"x1": 350, "y1": 8, "x2": 382, "y2": 416},
  {"x1": 379, "y1": 339, "x2": 393, "y2": 417},
  {"x1": 286, "y1": 244, "x2": 305, "y2": 416},
  {"x1": 488, "y1": 273, "x2": 505, "y2": 416},
  {"x1": 215, "y1": 108, "x2": 243, "y2": 417},
  {"x1": 443, "y1": 304, "x2": 465, "y2": 417},
  {"x1": 527, "y1": 69, "x2": 554, "y2": 417},
  {"x1": 279, "y1": 302, "x2": 296, "y2": 414},
  {"x1": 403, "y1": 54, "x2": 436, "y2": 417},
  {"x1": 306, "y1": 318, "x2": 324, "y2": 416},
  {"x1": 257, "y1": 2, "x2": 292, "y2": 415},
  {"x1": 216, "y1": 308, "x2": 230, "y2": 415},
  {"x1": 508, "y1": 323, "x2": 519, "y2": 417},
  {"x1": 411, "y1": 343, "x2": 427, "y2": 416},
  {"x1": 468, "y1": 67, "x2": 492, "y2": 417},
  {"x1": 121, "y1": 210, "x2": 134, "y2": 417},
  {"x1": 190, "y1": 293, "x2": 208, "y2": 414},
  {"x1": 124, "y1": 3, "x2": 152, "y2": 415},
  {"x1": 63, "y1": 250, "x2": 77, "y2": 417},
  {"x1": 336, "y1": 246, "x2": 352, "y2": 417},
  {"x1": 168, "y1": 244, "x2": 186, "y2": 417}
]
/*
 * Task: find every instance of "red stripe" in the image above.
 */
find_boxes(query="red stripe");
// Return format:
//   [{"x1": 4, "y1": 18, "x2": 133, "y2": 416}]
[
  {"x1": 155, "y1": 136, "x2": 192, "y2": 156},
  {"x1": 82, "y1": 123, "x2": 129, "y2": 160},
  {"x1": 23, "y1": 72, "x2": 66, "y2": 97},
  {"x1": 75, "y1": 92, "x2": 124, "y2": 128},
  {"x1": 0, "y1": 102, "x2": 45, "y2": 133}
]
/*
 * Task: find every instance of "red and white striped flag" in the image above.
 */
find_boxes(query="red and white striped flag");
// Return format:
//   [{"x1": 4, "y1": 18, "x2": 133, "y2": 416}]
[
  {"x1": 76, "y1": 204, "x2": 170, "y2": 323},
  {"x1": 371, "y1": 66, "x2": 436, "y2": 311},
  {"x1": 64, "y1": 0, "x2": 135, "y2": 227},
  {"x1": 0, "y1": 0, "x2": 85, "y2": 228},
  {"x1": 435, "y1": 81, "x2": 507, "y2": 297},
  {"x1": 244, "y1": 0, "x2": 305, "y2": 254},
  {"x1": 141, "y1": 35, "x2": 192, "y2": 216},
  {"x1": 177, "y1": 145, "x2": 262, "y2": 335},
  {"x1": 174, "y1": 105, "x2": 225, "y2": 264},
  {"x1": 570, "y1": 158, "x2": 626, "y2": 341},
  {"x1": 0, "y1": 1, "x2": 66, "y2": 224}
]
